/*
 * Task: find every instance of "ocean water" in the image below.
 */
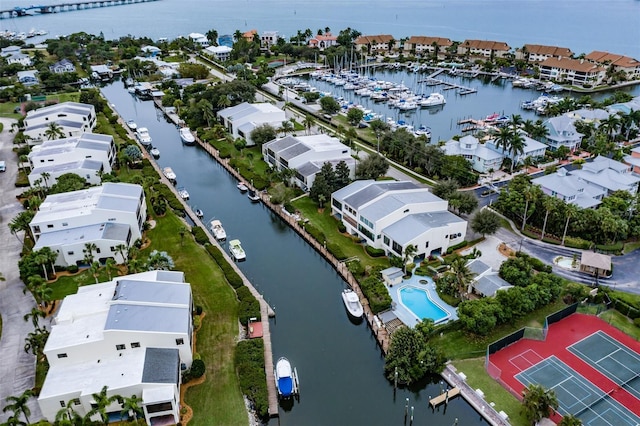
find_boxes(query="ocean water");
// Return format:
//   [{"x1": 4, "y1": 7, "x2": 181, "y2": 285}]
[{"x1": 1, "y1": 0, "x2": 639, "y2": 58}]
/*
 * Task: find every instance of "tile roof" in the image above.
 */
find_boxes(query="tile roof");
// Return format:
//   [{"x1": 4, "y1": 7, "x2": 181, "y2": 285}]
[
  {"x1": 540, "y1": 57, "x2": 605, "y2": 73},
  {"x1": 585, "y1": 51, "x2": 640, "y2": 68},
  {"x1": 523, "y1": 44, "x2": 572, "y2": 57},
  {"x1": 406, "y1": 36, "x2": 452, "y2": 46},
  {"x1": 461, "y1": 39, "x2": 510, "y2": 51}
]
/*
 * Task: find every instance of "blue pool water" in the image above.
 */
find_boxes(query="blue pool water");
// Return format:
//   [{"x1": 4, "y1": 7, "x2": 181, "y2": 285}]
[{"x1": 399, "y1": 287, "x2": 449, "y2": 323}]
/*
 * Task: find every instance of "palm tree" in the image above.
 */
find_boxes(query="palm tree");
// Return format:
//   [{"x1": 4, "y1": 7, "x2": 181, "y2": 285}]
[
  {"x1": 89, "y1": 261, "x2": 100, "y2": 284},
  {"x1": 561, "y1": 203, "x2": 579, "y2": 246},
  {"x1": 8, "y1": 210, "x2": 36, "y2": 248},
  {"x1": 509, "y1": 131, "x2": 526, "y2": 174},
  {"x1": 104, "y1": 258, "x2": 117, "y2": 280},
  {"x1": 279, "y1": 120, "x2": 294, "y2": 136},
  {"x1": 217, "y1": 95, "x2": 231, "y2": 109},
  {"x1": 205, "y1": 29, "x2": 218, "y2": 46},
  {"x1": 3, "y1": 389, "x2": 34, "y2": 425},
  {"x1": 23, "y1": 307, "x2": 45, "y2": 329},
  {"x1": 403, "y1": 244, "x2": 417, "y2": 274},
  {"x1": 40, "y1": 171, "x2": 51, "y2": 189},
  {"x1": 127, "y1": 258, "x2": 144, "y2": 274},
  {"x1": 86, "y1": 386, "x2": 119, "y2": 425},
  {"x1": 44, "y1": 122, "x2": 65, "y2": 140},
  {"x1": 33, "y1": 285, "x2": 53, "y2": 309},
  {"x1": 302, "y1": 114, "x2": 315, "y2": 135},
  {"x1": 173, "y1": 99, "x2": 183, "y2": 116},
  {"x1": 114, "y1": 244, "x2": 128, "y2": 264},
  {"x1": 34, "y1": 251, "x2": 50, "y2": 281},
  {"x1": 23, "y1": 327, "x2": 49, "y2": 358},
  {"x1": 447, "y1": 255, "x2": 476, "y2": 300},
  {"x1": 521, "y1": 384, "x2": 558, "y2": 425},
  {"x1": 119, "y1": 395, "x2": 143, "y2": 421},
  {"x1": 54, "y1": 401, "x2": 83, "y2": 426},
  {"x1": 558, "y1": 414, "x2": 583, "y2": 426},
  {"x1": 39, "y1": 246, "x2": 58, "y2": 280},
  {"x1": 179, "y1": 226, "x2": 188, "y2": 247},
  {"x1": 83, "y1": 243, "x2": 98, "y2": 265},
  {"x1": 520, "y1": 184, "x2": 540, "y2": 232},
  {"x1": 510, "y1": 114, "x2": 524, "y2": 131},
  {"x1": 197, "y1": 99, "x2": 215, "y2": 127},
  {"x1": 494, "y1": 127, "x2": 513, "y2": 161}
]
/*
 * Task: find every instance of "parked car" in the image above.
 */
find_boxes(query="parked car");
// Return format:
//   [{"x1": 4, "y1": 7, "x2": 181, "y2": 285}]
[{"x1": 0, "y1": 160, "x2": 6, "y2": 172}]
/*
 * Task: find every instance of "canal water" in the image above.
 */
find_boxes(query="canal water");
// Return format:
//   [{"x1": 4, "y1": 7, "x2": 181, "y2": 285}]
[{"x1": 101, "y1": 81, "x2": 487, "y2": 425}]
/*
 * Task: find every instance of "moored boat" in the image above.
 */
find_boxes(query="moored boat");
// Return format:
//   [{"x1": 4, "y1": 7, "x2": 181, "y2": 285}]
[
  {"x1": 209, "y1": 219, "x2": 227, "y2": 241},
  {"x1": 163, "y1": 167, "x2": 176, "y2": 182},
  {"x1": 237, "y1": 182, "x2": 248, "y2": 192},
  {"x1": 179, "y1": 127, "x2": 196, "y2": 145},
  {"x1": 274, "y1": 357, "x2": 299, "y2": 399},
  {"x1": 178, "y1": 187, "x2": 189, "y2": 200},
  {"x1": 419, "y1": 92, "x2": 446, "y2": 107},
  {"x1": 229, "y1": 239, "x2": 246, "y2": 261},
  {"x1": 247, "y1": 190, "x2": 260, "y2": 203},
  {"x1": 149, "y1": 147, "x2": 160, "y2": 158},
  {"x1": 195, "y1": 209, "x2": 204, "y2": 219},
  {"x1": 126, "y1": 119, "x2": 137, "y2": 130},
  {"x1": 135, "y1": 127, "x2": 152, "y2": 147},
  {"x1": 341, "y1": 289, "x2": 364, "y2": 318}
]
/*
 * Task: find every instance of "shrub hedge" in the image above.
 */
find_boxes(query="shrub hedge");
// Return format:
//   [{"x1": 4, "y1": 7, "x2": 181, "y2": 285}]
[
  {"x1": 359, "y1": 275, "x2": 392, "y2": 314},
  {"x1": 446, "y1": 240, "x2": 468, "y2": 254},
  {"x1": 327, "y1": 242, "x2": 347, "y2": 260},
  {"x1": 365, "y1": 246, "x2": 386, "y2": 257},
  {"x1": 205, "y1": 244, "x2": 244, "y2": 289},
  {"x1": 236, "y1": 286, "x2": 261, "y2": 324},
  {"x1": 304, "y1": 222, "x2": 326, "y2": 244},
  {"x1": 191, "y1": 226, "x2": 208, "y2": 245},
  {"x1": 235, "y1": 340, "x2": 269, "y2": 419}
]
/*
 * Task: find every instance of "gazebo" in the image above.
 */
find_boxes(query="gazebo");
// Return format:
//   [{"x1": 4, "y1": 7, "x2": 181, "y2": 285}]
[{"x1": 579, "y1": 251, "x2": 612, "y2": 278}]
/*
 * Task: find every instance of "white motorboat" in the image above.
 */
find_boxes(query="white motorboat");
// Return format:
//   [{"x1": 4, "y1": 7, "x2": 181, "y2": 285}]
[
  {"x1": 136, "y1": 127, "x2": 152, "y2": 147},
  {"x1": 341, "y1": 289, "x2": 364, "y2": 318},
  {"x1": 419, "y1": 93, "x2": 446, "y2": 107},
  {"x1": 195, "y1": 209, "x2": 204, "y2": 219},
  {"x1": 229, "y1": 239, "x2": 246, "y2": 261},
  {"x1": 179, "y1": 127, "x2": 196, "y2": 145},
  {"x1": 150, "y1": 147, "x2": 160, "y2": 158},
  {"x1": 237, "y1": 182, "x2": 248, "y2": 192},
  {"x1": 274, "y1": 357, "x2": 299, "y2": 399},
  {"x1": 414, "y1": 125, "x2": 432, "y2": 138},
  {"x1": 209, "y1": 220, "x2": 227, "y2": 241},
  {"x1": 163, "y1": 167, "x2": 176, "y2": 182},
  {"x1": 126, "y1": 119, "x2": 137, "y2": 130},
  {"x1": 247, "y1": 190, "x2": 260, "y2": 203},
  {"x1": 178, "y1": 187, "x2": 189, "y2": 200}
]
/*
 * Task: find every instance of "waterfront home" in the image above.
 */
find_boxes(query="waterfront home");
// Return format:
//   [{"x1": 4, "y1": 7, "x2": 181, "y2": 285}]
[
  {"x1": 331, "y1": 180, "x2": 467, "y2": 259},
  {"x1": 308, "y1": 33, "x2": 338, "y2": 51},
  {"x1": 515, "y1": 44, "x2": 573, "y2": 62},
  {"x1": 532, "y1": 168, "x2": 604, "y2": 209},
  {"x1": 0, "y1": 45, "x2": 32, "y2": 66},
  {"x1": 141, "y1": 45, "x2": 161, "y2": 57},
  {"x1": 205, "y1": 45, "x2": 232, "y2": 61},
  {"x1": 30, "y1": 183, "x2": 146, "y2": 266},
  {"x1": 188, "y1": 32, "x2": 209, "y2": 47},
  {"x1": 217, "y1": 102, "x2": 286, "y2": 146},
  {"x1": 486, "y1": 133, "x2": 547, "y2": 166},
  {"x1": 585, "y1": 51, "x2": 640, "y2": 80},
  {"x1": 354, "y1": 34, "x2": 395, "y2": 54},
  {"x1": 623, "y1": 147, "x2": 640, "y2": 174},
  {"x1": 17, "y1": 70, "x2": 38, "y2": 86},
  {"x1": 607, "y1": 95, "x2": 640, "y2": 116},
  {"x1": 48, "y1": 58, "x2": 76, "y2": 74},
  {"x1": 260, "y1": 30, "x2": 279, "y2": 50},
  {"x1": 243, "y1": 29, "x2": 258, "y2": 42},
  {"x1": 442, "y1": 135, "x2": 503, "y2": 174},
  {"x1": 538, "y1": 57, "x2": 606, "y2": 86},
  {"x1": 28, "y1": 133, "x2": 116, "y2": 187},
  {"x1": 23, "y1": 101, "x2": 96, "y2": 145},
  {"x1": 569, "y1": 155, "x2": 640, "y2": 197},
  {"x1": 457, "y1": 39, "x2": 510, "y2": 59},
  {"x1": 564, "y1": 108, "x2": 610, "y2": 124},
  {"x1": 262, "y1": 134, "x2": 355, "y2": 191},
  {"x1": 542, "y1": 115, "x2": 584, "y2": 152},
  {"x1": 403, "y1": 36, "x2": 452, "y2": 58},
  {"x1": 466, "y1": 259, "x2": 513, "y2": 297},
  {"x1": 38, "y1": 270, "x2": 192, "y2": 425},
  {"x1": 90, "y1": 64, "x2": 113, "y2": 80}
]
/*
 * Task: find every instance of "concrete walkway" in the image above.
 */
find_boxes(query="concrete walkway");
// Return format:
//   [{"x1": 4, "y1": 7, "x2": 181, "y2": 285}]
[{"x1": 0, "y1": 118, "x2": 43, "y2": 422}]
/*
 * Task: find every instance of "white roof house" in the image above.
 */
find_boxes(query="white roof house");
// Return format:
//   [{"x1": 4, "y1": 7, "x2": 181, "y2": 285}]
[
  {"x1": 30, "y1": 183, "x2": 147, "y2": 266},
  {"x1": 49, "y1": 58, "x2": 76, "y2": 74},
  {"x1": 38, "y1": 270, "x2": 192, "y2": 425},
  {"x1": 608, "y1": 96, "x2": 640, "y2": 116},
  {"x1": 217, "y1": 102, "x2": 286, "y2": 146},
  {"x1": 442, "y1": 135, "x2": 503, "y2": 173},
  {"x1": 532, "y1": 166, "x2": 610, "y2": 209},
  {"x1": 466, "y1": 259, "x2": 513, "y2": 297},
  {"x1": 263, "y1": 134, "x2": 355, "y2": 190},
  {"x1": 331, "y1": 181, "x2": 467, "y2": 258},
  {"x1": 542, "y1": 115, "x2": 584, "y2": 152},
  {"x1": 570, "y1": 155, "x2": 640, "y2": 196},
  {"x1": 28, "y1": 133, "x2": 116, "y2": 187},
  {"x1": 188, "y1": 32, "x2": 209, "y2": 46},
  {"x1": 205, "y1": 45, "x2": 232, "y2": 61},
  {"x1": 23, "y1": 102, "x2": 96, "y2": 145}
]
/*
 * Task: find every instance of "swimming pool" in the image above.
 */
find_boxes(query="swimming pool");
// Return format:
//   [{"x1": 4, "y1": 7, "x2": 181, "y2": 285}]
[{"x1": 399, "y1": 286, "x2": 450, "y2": 323}]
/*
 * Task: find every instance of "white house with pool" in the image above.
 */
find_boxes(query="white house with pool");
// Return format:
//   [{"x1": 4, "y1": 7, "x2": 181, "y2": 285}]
[{"x1": 331, "y1": 180, "x2": 467, "y2": 259}]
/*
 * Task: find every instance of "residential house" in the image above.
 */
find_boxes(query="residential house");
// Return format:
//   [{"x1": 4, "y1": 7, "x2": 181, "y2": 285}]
[
  {"x1": 585, "y1": 51, "x2": 640, "y2": 80},
  {"x1": 217, "y1": 102, "x2": 286, "y2": 146},
  {"x1": 30, "y1": 183, "x2": 147, "y2": 266},
  {"x1": 205, "y1": 45, "x2": 232, "y2": 61},
  {"x1": 538, "y1": 57, "x2": 606, "y2": 85},
  {"x1": 17, "y1": 70, "x2": 38, "y2": 86},
  {"x1": 607, "y1": 95, "x2": 640, "y2": 116},
  {"x1": 516, "y1": 44, "x2": 573, "y2": 62},
  {"x1": 90, "y1": 64, "x2": 113, "y2": 80},
  {"x1": 188, "y1": 32, "x2": 209, "y2": 47},
  {"x1": 243, "y1": 29, "x2": 258, "y2": 42},
  {"x1": 1, "y1": 45, "x2": 32, "y2": 66},
  {"x1": 466, "y1": 259, "x2": 513, "y2": 297},
  {"x1": 532, "y1": 167, "x2": 605, "y2": 209},
  {"x1": 331, "y1": 180, "x2": 467, "y2": 259},
  {"x1": 48, "y1": 58, "x2": 76, "y2": 74},
  {"x1": 457, "y1": 40, "x2": 511, "y2": 58},
  {"x1": 262, "y1": 134, "x2": 355, "y2": 191},
  {"x1": 623, "y1": 146, "x2": 640, "y2": 174},
  {"x1": 403, "y1": 36, "x2": 452, "y2": 58},
  {"x1": 38, "y1": 270, "x2": 193, "y2": 425},
  {"x1": 260, "y1": 31, "x2": 279, "y2": 50},
  {"x1": 141, "y1": 45, "x2": 161, "y2": 57},
  {"x1": 486, "y1": 133, "x2": 547, "y2": 166},
  {"x1": 308, "y1": 33, "x2": 338, "y2": 51},
  {"x1": 564, "y1": 108, "x2": 610, "y2": 124},
  {"x1": 442, "y1": 135, "x2": 503, "y2": 173},
  {"x1": 542, "y1": 115, "x2": 584, "y2": 152},
  {"x1": 570, "y1": 155, "x2": 640, "y2": 197},
  {"x1": 354, "y1": 34, "x2": 395, "y2": 55},
  {"x1": 23, "y1": 102, "x2": 96, "y2": 144},
  {"x1": 579, "y1": 252, "x2": 612, "y2": 278},
  {"x1": 28, "y1": 133, "x2": 116, "y2": 187}
]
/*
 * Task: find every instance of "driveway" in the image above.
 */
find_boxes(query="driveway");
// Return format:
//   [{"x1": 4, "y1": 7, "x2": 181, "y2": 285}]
[{"x1": 0, "y1": 118, "x2": 43, "y2": 422}]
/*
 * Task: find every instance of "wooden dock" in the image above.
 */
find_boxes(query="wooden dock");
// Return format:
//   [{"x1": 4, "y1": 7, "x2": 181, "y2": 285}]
[{"x1": 429, "y1": 386, "x2": 461, "y2": 407}]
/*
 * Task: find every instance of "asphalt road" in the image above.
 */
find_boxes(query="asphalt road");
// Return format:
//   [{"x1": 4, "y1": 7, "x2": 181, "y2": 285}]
[{"x1": 0, "y1": 117, "x2": 43, "y2": 422}]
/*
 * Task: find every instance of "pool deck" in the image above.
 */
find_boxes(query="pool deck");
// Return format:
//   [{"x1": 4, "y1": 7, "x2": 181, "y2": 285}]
[{"x1": 387, "y1": 272, "x2": 458, "y2": 327}]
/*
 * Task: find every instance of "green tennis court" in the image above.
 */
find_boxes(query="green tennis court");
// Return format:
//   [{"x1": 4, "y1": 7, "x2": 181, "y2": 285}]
[
  {"x1": 516, "y1": 356, "x2": 640, "y2": 425},
  {"x1": 569, "y1": 331, "x2": 640, "y2": 399}
]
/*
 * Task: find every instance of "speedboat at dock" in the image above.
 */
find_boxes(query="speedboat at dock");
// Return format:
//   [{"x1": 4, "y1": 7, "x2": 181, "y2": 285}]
[
  {"x1": 229, "y1": 239, "x2": 246, "y2": 261},
  {"x1": 149, "y1": 147, "x2": 160, "y2": 158},
  {"x1": 126, "y1": 119, "x2": 137, "y2": 130},
  {"x1": 163, "y1": 167, "x2": 176, "y2": 182},
  {"x1": 237, "y1": 182, "x2": 248, "y2": 192},
  {"x1": 247, "y1": 190, "x2": 260, "y2": 203},
  {"x1": 341, "y1": 289, "x2": 364, "y2": 318},
  {"x1": 275, "y1": 357, "x2": 299, "y2": 399},
  {"x1": 179, "y1": 127, "x2": 196, "y2": 145},
  {"x1": 178, "y1": 187, "x2": 189, "y2": 200},
  {"x1": 209, "y1": 220, "x2": 227, "y2": 241},
  {"x1": 135, "y1": 127, "x2": 152, "y2": 147}
]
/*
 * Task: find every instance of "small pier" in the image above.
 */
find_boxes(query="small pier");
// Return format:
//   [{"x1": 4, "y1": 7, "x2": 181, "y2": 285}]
[
  {"x1": 429, "y1": 386, "x2": 461, "y2": 407},
  {"x1": 1, "y1": 0, "x2": 159, "y2": 19}
]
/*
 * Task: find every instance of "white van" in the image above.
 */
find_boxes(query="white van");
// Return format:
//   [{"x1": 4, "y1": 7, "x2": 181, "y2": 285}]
[{"x1": 0, "y1": 161, "x2": 6, "y2": 172}]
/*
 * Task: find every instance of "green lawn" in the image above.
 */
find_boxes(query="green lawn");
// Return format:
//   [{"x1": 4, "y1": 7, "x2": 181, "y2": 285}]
[
  {"x1": 599, "y1": 310, "x2": 640, "y2": 339},
  {"x1": 452, "y1": 358, "x2": 528, "y2": 426},
  {"x1": 292, "y1": 196, "x2": 390, "y2": 271},
  {"x1": 623, "y1": 241, "x2": 640, "y2": 254}
]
